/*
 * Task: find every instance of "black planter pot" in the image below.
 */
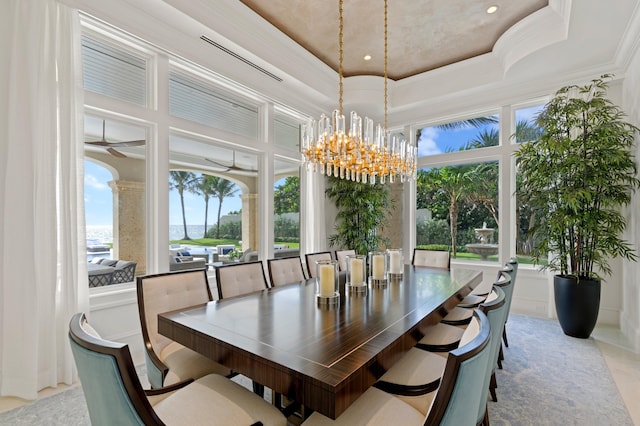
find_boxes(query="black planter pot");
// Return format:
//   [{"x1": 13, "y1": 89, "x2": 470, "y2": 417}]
[{"x1": 554, "y1": 275, "x2": 601, "y2": 338}]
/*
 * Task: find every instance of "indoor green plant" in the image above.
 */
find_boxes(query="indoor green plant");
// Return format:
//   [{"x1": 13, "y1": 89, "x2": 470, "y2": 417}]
[
  {"x1": 325, "y1": 176, "x2": 392, "y2": 255},
  {"x1": 515, "y1": 74, "x2": 640, "y2": 338}
]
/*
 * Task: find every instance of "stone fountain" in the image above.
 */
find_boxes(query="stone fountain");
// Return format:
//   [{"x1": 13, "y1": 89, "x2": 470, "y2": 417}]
[{"x1": 465, "y1": 222, "x2": 499, "y2": 260}]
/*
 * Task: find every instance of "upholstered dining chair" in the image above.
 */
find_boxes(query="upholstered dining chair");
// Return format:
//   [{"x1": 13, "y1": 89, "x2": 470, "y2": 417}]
[
  {"x1": 335, "y1": 249, "x2": 356, "y2": 272},
  {"x1": 215, "y1": 260, "x2": 269, "y2": 396},
  {"x1": 136, "y1": 270, "x2": 232, "y2": 389},
  {"x1": 478, "y1": 282, "x2": 509, "y2": 405},
  {"x1": 302, "y1": 310, "x2": 492, "y2": 426},
  {"x1": 502, "y1": 258, "x2": 519, "y2": 348},
  {"x1": 495, "y1": 266, "x2": 515, "y2": 368},
  {"x1": 305, "y1": 251, "x2": 333, "y2": 278},
  {"x1": 215, "y1": 261, "x2": 269, "y2": 299},
  {"x1": 414, "y1": 319, "x2": 466, "y2": 354},
  {"x1": 69, "y1": 313, "x2": 287, "y2": 426},
  {"x1": 411, "y1": 248, "x2": 451, "y2": 269},
  {"x1": 372, "y1": 308, "x2": 486, "y2": 415},
  {"x1": 267, "y1": 256, "x2": 306, "y2": 287}
]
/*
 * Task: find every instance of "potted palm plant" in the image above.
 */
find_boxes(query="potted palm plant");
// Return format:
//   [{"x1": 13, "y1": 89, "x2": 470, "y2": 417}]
[{"x1": 515, "y1": 74, "x2": 640, "y2": 338}]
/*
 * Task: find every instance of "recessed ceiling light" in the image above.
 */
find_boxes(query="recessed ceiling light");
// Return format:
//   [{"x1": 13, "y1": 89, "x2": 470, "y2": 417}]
[
  {"x1": 486, "y1": 5, "x2": 498, "y2": 14},
  {"x1": 363, "y1": 54, "x2": 372, "y2": 61}
]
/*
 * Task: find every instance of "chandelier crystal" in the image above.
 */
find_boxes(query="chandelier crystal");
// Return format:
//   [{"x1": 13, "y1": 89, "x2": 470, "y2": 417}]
[{"x1": 301, "y1": 0, "x2": 417, "y2": 184}]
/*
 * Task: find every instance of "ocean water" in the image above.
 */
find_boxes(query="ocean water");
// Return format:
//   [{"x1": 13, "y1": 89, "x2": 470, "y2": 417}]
[{"x1": 86, "y1": 225, "x2": 212, "y2": 243}]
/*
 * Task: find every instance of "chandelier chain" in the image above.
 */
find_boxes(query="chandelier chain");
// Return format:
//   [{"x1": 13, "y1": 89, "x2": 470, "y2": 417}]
[
  {"x1": 338, "y1": 0, "x2": 344, "y2": 115},
  {"x1": 384, "y1": 0, "x2": 388, "y2": 131},
  {"x1": 301, "y1": 0, "x2": 417, "y2": 184}
]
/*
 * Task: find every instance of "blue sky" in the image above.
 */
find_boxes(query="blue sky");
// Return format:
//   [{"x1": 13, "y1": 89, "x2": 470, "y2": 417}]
[{"x1": 417, "y1": 105, "x2": 542, "y2": 156}]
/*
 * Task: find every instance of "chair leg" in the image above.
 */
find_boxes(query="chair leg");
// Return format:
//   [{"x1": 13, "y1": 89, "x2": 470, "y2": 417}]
[
  {"x1": 502, "y1": 325, "x2": 509, "y2": 348},
  {"x1": 253, "y1": 381, "x2": 265, "y2": 398},
  {"x1": 497, "y1": 344, "x2": 503, "y2": 369},
  {"x1": 489, "y1": 370, "x2": 498, "y2": 402},
  {"x1": 483, "y1": 405, "x2": 491, "y2": 426}
]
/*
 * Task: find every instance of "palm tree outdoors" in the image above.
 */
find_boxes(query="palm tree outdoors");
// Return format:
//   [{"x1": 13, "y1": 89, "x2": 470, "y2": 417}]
[
  {"x1": 169, "y1": 171, "x2": 198, "y2": 240},
  {"x1": 193, "y1": 175, "x2": 218, "y2": 238},
  {"x1": 211, "y1": 177, "x2": 239, "y2": 239}
]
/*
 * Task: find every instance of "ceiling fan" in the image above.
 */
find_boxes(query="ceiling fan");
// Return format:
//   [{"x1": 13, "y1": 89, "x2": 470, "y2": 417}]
[
  {"x1": 84, "y1": 120, "x2": 145, "y2": 158},
  {"x1": 205, "y1": 151, "x2": 257, "y2": 172}
]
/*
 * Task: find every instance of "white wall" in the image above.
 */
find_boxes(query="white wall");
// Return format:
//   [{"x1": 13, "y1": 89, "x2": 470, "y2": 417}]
[{"x1": 621, "y1": 41, "x2": 640, "y2": 352}]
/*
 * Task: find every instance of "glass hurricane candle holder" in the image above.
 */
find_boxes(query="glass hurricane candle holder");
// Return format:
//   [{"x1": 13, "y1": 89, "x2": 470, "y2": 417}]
[
  {"x1": 368, "y1": 251, "x2": 388, "y2": 286},
  {"x1": 316, "y1": 259, "x2": 339, "y2": 305},
  {"x1": 346, "y1": 254, "x2": 367, "y2": 294},
  {"x1": 387, "y1": 248, "x2": 403, "y2": 278}
]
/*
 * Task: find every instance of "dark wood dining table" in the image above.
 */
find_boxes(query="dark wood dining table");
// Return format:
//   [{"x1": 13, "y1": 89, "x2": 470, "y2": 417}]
[{"x1": 158, "y1": 264, "x2": 481, "y2": 420}]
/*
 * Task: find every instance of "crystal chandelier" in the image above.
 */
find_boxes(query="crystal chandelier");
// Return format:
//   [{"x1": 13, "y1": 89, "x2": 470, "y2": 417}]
[{"x1": 301, "y1": 0, "x2": 417, "y2": 184}]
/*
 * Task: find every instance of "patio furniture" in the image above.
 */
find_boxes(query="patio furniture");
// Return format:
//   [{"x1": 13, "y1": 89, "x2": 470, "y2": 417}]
[{"x1": 87, "y1": 259, "x2": 137, "y2": 287}]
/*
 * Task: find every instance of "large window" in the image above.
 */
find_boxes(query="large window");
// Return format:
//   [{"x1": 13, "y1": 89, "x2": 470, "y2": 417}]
[
  {"x1": 415, "y1": 112, "x2": 501, "y2": 263},
  {"x1": 83, "y1": 113, "x2": 148, "y2": 284},
  {"x1": 417, "y1": 114, "x2": 499, "y2": 156},
  {"x1": 169, "y1": 135, "x2": 255, "y2": 262},
  {"x1": 273, "y1": 160, "x2": 300, "y2": 252},
  {"x1": 514, "y1": 103, "x2": 545, "y2": 262},
  {"x1": 416, "y1": 161, "x2": 499, "y2": 262}
]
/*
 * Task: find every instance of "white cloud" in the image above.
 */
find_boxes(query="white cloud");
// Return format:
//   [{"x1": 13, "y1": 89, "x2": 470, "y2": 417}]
[
  {"x1": 85, "y1": 173, "x2": 108, "y2": 190},
  {"x1": 417, "y1": 127, "x2": 441, "y2": 156}
]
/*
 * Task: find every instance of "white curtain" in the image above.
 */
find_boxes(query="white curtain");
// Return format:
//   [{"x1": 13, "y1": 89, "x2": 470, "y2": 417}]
[{"x1": 0, "y1": 0, "x2": 88, "y2": 399}]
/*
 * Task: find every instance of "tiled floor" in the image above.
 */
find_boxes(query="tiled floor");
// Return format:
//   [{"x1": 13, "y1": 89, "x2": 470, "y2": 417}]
[
  {"x1": 592, "y1": 324, "x2": 640, "y2": 425},
  {"x1": 1, "y1": 321, "x2": 639, "y2": 425}
]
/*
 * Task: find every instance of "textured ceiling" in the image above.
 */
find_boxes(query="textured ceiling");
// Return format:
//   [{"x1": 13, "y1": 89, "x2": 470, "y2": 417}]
[{"x1": 239, "y1": 0, "x2": 548, "y2": 80}]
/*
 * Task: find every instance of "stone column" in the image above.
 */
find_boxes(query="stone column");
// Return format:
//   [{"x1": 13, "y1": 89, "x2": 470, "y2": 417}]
[
  {"x1": 241, "y1": 193, "x2": 258, "y2": 252},
  {"x1": 109, "y1": 180, "x2": 146, "y2": 276}
]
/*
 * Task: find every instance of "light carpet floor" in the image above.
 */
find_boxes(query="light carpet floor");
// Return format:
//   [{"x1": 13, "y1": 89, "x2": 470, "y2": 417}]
[
  {"x1": 0, "y1": 314, "x2": 633, "y2": 425},
  {"x1": 488, "y1": 314, "x2": 632, "y2": 425}
]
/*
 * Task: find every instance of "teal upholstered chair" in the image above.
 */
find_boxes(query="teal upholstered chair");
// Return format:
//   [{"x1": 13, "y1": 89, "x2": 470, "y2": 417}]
[
  {"x1": 136, "y1": 269, "x2": 232, "y2": 389},
  {"x1": 69, "y1": 313, "x2": 286, "y2": 426},
  {"x1": 502, "y1": 258, "x2": 519, "y2": 347},
  {"x1": 301, "y1": 310, "x2": 492, "y2": 425},
  {"x1": 478, "y1": 283, "x2": 508, "y2": 416},
  {"x1": 495, "y1": 265, "x2": 515, "y2": 369}
]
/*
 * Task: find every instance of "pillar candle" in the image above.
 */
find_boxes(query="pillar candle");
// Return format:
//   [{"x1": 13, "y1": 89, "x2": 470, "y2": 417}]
[
  {"x1": 319, "y1": 264, "x2": 335, "y2": 297},
  {"x1": 372, "y1": 254, "x2": 385, "y2": 279},
  {"x1": 389, "y1": 250, "x2": 401, "y2": 274},
  {"x1": 350, "y1": 257, "x2": 364, "y2": 285}
]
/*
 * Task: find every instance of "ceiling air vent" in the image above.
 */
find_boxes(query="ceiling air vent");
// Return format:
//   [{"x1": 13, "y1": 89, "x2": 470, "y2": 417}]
[{"x1": 200, "y1": 35, "x2": 283, "y2": 82}]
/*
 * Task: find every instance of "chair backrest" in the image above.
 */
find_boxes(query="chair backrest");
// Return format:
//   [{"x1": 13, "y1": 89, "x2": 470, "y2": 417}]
[
  {"x1": 335, "y1": 249, "x2": 356, "y2": 271},
  {"x1": 496, "y1": 264, "x2": 515, "y2": 321},
  {"x1": 136, "y1": 269, "x2": 213, "y2": 387},
  {"x1": 412, "y1": 249, "x2": 450, "y2": 269},
  {"x1": 507, "y1": 257, "x2": 518, "y2": 276},
  {"x1": 506, "y1": 258, "x2": 518, "y2": 318},
  {"x1": 477, "y1": 284, "x2": 508, "y2": 424},
  {"x1": 305, "y1": 251, "x2": 333, "y2": 278},
  {"x1": 69, "y1": 313, "x2": 162, "y2": 426},
  {"x1": 215, "y1": 261, "x2": 268, "y2": 299},
  {"x1": 423, "y1": 310, "x2": 492, "y2": 426},
  {"x1": 267, "y1": 256, "x2": 306, "y2": 287}
]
